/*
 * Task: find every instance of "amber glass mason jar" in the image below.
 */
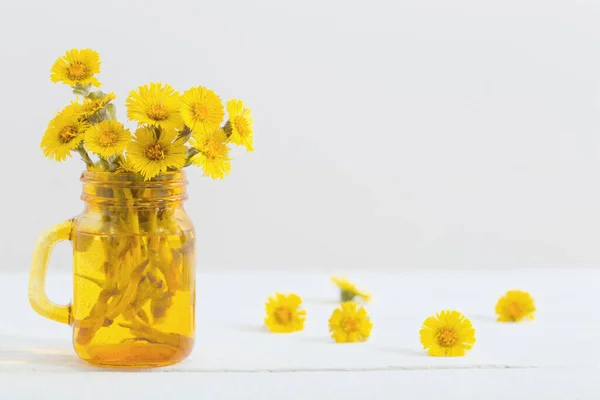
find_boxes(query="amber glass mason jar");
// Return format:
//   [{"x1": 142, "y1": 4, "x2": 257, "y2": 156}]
[{"x1": 29, "y1": 171, "x2": 196, "y2": 367}]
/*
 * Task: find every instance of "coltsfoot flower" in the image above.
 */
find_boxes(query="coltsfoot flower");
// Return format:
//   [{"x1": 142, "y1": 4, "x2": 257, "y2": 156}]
[
  {"x1": 420, "y1": 310, "x2": 476, "y2": 357},
  {"x1": 50, "y1": 48, "x2": 101, "y2": 87},
  {"x1": 115, "y1": 155, "x2": 136, "y2": 173},
  {"x1": 495, "y1": 290, "x2": 535, "y2": 322},
  {"x1": 264, "y1": 293, "x2": 306, "y2": 333},
  {"x1": 126, "y1": 82, "x2": 183, "y2": 132},
  {"x1": 181, "y1": 86, "x2": 224, "y2": 135},
  {"x1": 190, "y1": 128, "x2": 232, "y2": 179},
  {"x1": 127, "y1": 127, "x2": 187, "y2": 180},
  {"x1": 331, "y1": 277, "x2": 371, "y2": 302},
  {"x1": 328, "y1": 301, "x2": 373, "y2": 343},
  {"x1": 41, "y1": 103, "x2": 90, "y2": 161},
  {"x1": 82, "y1": 92, "x2": 116, "y2": 118},
  {"x1": 226, "y1": 99, "x2": 253, "y2": 152},
  {"x1": 85, "y1": 120, "x2": 132, "y2": 158}
]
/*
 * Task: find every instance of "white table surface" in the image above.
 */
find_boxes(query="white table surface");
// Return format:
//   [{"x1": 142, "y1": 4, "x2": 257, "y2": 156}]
[{"x1": 1, "y1": 269, "x2": 599, "y2": 399}]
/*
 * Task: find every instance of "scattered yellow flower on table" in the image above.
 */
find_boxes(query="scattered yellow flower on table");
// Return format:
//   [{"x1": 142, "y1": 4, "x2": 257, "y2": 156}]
[
  {"x1": 495, "y1": 290, "x2": 535, "y2": 322},
  {"x1": 264, "y1": 293, "x2": 306, "y2": 333},
  {"x1": 190, "y1": 129, "x2": 232, "y2": 179},
  {"x1": 41, "y1": 103, "x2": 90, "y2": 161},
  {"x1": 328, "y1": 301, "x2": 373, "y2": 343},
  {"x1": 50, "y1": 48, "x2": 101, "y2": 87},
  {"x1": 181, "y1": 86, "x2": 224, "y2": 135},
  {"x1": 420, "y1": 310, "x2": 476, "y2": 357},
  {"x1": 85, "y1": 120, "x2": 132, "y2": 158},
  {"x1": 331, "y1": 277, "x2": 371, "y2": 302},
  {"x1": 127, "y1": 127, "x2": 187, "y2": 180},
  {"x1": 126, "y1": 82, "x2": 183, "y2": 132},
  {"x1": 226, "y1": 99, "x2": 254, "y2": 152}
]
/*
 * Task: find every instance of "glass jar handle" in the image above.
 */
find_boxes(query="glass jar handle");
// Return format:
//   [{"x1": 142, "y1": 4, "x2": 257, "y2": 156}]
[{"x1": 28, "y1": 219, "x2": 73, "y2": 325}]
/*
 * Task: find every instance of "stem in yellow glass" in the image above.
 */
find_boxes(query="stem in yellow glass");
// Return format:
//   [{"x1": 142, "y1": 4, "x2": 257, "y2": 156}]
[
  {"x1": 75, "y1": 187, "x2": 152, "y2": 346},
  {"x1": 71, "y1": 172, "x2": 195, "y2": 366},
  {"x1": 120, "y1": 309, "x2": 192, "y2": 348},
  {"x1": 105, "y1": 188, "x2": 143, "y2": 313}
]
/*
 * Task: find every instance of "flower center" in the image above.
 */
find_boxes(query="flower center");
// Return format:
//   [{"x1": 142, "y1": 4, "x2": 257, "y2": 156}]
[
  {"x1": 274, "y1": 307, "x2": 292, "y2": 324},
  {"x1": 146, "y1": 104, "x2": 170, "y2": 121},
  {"x1": 145, "y1": 143, "x2": 165, "y2": 161},
  {"x1": 58, "y1": 126, "x2": 78, "y2": 143},
  {"x1": 67, "y1": 63, "x2": 89, "y2": 80},
  {"x1": 193, "y1": 103, "x2": 209, "y2": 120},
  {"x1": 98, "y1": 130, "x2": 118, "y2": 147},
  {"x1": 234, "y1": 116, "x2": 249, "y2": 136},
  {"x1": 342, "y1": 318, "x2": 359, "y2": 333},
  {"x1": 507, "y1": 302, "x2": 524, "y2": 320},
  {"x1": 437, "y1": 327, "x2": 458, "y2": 347},
  {"x1": 83, "y1": 100, "x2": 101, "y2": 113},
  {"x1": 203, "y1": 138, "x2": 224, "y2": 159}
]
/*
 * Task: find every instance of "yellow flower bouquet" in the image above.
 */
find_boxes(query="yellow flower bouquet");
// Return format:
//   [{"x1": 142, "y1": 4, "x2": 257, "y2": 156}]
[
  {"x1": 29, "y1": 48, "x2": 253, "y2": 368},
  {"x1": 44, "y1": 48, "x2": 253, "y2": 178}
]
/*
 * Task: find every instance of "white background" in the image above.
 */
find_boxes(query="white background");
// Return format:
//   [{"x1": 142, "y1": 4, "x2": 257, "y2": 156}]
[{"x1": 2, "y1": 0, "x2": 600, "y2": 272}]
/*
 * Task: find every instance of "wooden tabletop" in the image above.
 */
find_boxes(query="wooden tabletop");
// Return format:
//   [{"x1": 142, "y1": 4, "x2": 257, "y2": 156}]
[{"x1": 1, "y1": 269, "x2": 598, "y2": 399}]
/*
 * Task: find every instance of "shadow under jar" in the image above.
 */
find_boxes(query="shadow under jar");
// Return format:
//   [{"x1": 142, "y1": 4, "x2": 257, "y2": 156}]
[{"x1": 29, "y1": 171, "x2": 196, "y2": 368}]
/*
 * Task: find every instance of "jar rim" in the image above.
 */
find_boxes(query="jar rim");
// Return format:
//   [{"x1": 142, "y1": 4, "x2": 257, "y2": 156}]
[
  {"x1": 80, "y1": 170, "x2": 188, "y2": 207},
  {"x1": 81, "y1": 170, "x2": 186, "y2": 183}
]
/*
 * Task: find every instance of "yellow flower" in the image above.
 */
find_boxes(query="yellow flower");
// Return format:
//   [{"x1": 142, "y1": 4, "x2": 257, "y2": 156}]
[
  {"x1": 82, "y1": 92, "x2": 116, "y2": 117},
  {"x1": 226, "y1": 99, "x2": 253, "y2": 151},
  {"x1": 50, "y1": 48, "x2": 101, "y2": 87},
  {"x1": 84, "y1": 120, "x2": 131, "y2": 158},
  {"x1": 420, "y1": 310, "x2": 476, "y2": 357},
  {"x1": 331, "y1": 277, "x2": 371, "y2": 302},
  {"x1": 115, "y1": 155, "x2": 137, "y2": 173},
  {"x1": 180, "y1": 86, "x2": 224, "y2": 135},
  {"x1": 328, "y1": 301, "x2": 373, "y2": 343},
  {"x1": 190, "y1": 129, "x2": 232, "y2": 179},
  {"x1": 127, "y1": 127, "x2": 187, "y2": 180},
  {"x1": 41, "y1": 103, "x2": 90, "y2": 161},
  {"x1": 264, "y1": 293, "x2": 306, "y2": 333},
  {"x1": 126, "y1": 82, "x2": 183, "y2": 131},
  {"x1": 495, "y1": 290, "x2": 535, "y2": 322}
]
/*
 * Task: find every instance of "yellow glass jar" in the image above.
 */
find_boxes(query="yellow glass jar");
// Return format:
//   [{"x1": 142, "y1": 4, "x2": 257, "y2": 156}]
[{"x1": 29, "y1": 171, "x2": 195, "y2": 368}]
